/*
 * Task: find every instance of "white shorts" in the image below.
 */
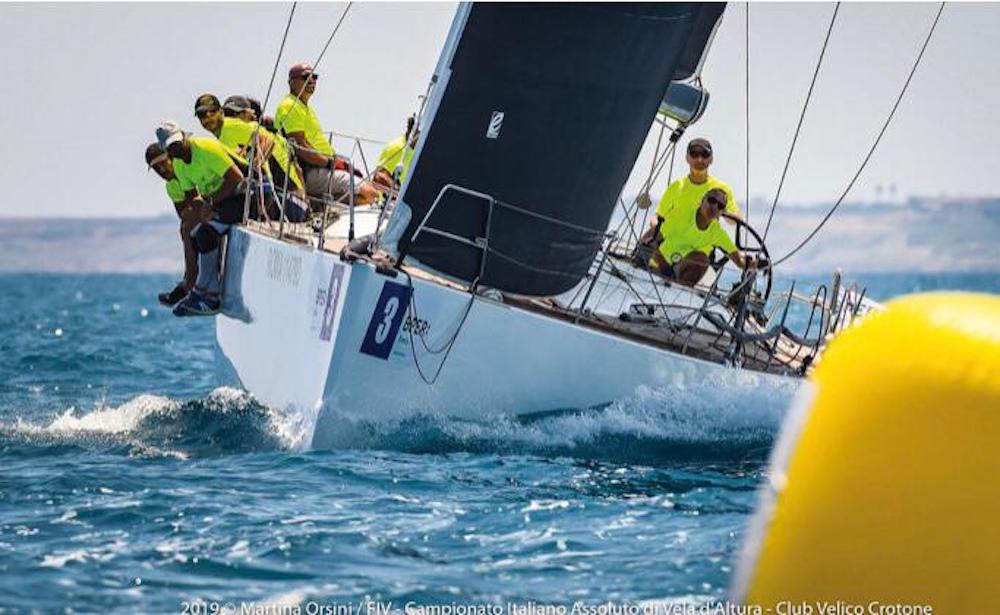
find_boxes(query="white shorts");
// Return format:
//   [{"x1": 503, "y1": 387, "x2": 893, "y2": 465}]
[{"x1": 304, "y1": 167, "x2": 352, "y2": 200}]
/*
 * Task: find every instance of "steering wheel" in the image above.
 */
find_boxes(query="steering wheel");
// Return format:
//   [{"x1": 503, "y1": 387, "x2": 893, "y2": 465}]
[{"x1": 709, "y1": 213, "x2": 773, "y2": 304}]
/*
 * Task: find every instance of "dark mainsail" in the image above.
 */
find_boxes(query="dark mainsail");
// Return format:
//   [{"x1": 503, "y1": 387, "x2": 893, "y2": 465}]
[
  {"x1": 673, "y1": 3, "x2": 726, "y2": 81},
  {"x1": 389, "y1": 3, "x2": 726, "y2": 296}
]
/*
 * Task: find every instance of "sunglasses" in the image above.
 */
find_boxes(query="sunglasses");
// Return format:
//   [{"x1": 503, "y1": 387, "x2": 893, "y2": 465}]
[
  {"x1": 294, "y1": 73, "x2": 319, "y2": 81},
  {"x1": 688, "y1": 148, "x2": 712, "y2": 159},
  {"x1": 195, "y1": 107, "x2": 220, "y2": 119}
]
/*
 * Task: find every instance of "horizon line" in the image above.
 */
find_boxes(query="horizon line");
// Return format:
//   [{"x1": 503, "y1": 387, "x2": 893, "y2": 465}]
[{"x1": 2, "y1": 193, "x2": 999, "y2": 223}]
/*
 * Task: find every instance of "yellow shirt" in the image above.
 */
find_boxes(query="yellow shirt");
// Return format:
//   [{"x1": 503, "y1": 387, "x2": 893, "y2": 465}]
[
  {"x1": 165, "y1": 170, "x2": 186, "y2": 204},
  {"x1": 219, "y1": 117, "x2": 304, "y2": 191},
  {"x1": 657, "y1": 205, "x2": 738, "y2": 264},
  {"x1": 275, "y1": 94, "x2": 334, "y2": 156},
  {"x1": 376, "y1": 135, "x2": 415, "y2": 182},
  {"x1": 218, "y1": 116, "x2": 255, "y2": 157},
  {"x1": 173, "y1": 137, "x2": 241, "y2": 199},
  {"x1": 655, "y1": 174, "x2": 739, "y2": 221}
]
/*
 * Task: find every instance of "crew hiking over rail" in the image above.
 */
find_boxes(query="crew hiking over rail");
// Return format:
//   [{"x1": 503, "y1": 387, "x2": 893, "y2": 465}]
[{"x1": 144, "y1": 62, "x2": 416, "y2": 317}]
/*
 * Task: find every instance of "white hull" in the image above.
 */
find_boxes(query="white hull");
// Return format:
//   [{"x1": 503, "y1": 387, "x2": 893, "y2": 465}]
[{"x1": 216, "y1": 227, "x2": 795, "y2": 448}]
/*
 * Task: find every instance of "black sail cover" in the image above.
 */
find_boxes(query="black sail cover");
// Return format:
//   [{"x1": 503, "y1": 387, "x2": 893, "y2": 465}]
[{"x1": 394, "y1": 3, "x2": 726, "y2": 296}]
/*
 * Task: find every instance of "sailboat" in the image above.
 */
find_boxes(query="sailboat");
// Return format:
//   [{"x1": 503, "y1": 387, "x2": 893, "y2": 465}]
[{"x1": 215, "y1": 3, "x2": 876, "y2": 448}]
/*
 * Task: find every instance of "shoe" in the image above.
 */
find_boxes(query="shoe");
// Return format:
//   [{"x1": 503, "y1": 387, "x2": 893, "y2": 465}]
[
  {"x1": 158, "y1": 284, "x2": 188, "y2": 306},
  {"x1": 172, "y1": 291, "x2": 221, "y2": 317}
]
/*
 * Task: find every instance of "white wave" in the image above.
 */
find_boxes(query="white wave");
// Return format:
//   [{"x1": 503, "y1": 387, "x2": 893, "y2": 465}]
[
  {"x1": 452, "y1": 372, "x2": 794, "y2": 448},
  {"x1": 594, "y1": 371, "x2": 798, "y2": 441},
  {"x1": 523, "y1": 499, "x2": 572, "y2": 512},
  {"x1": 40, "y1": 550, "x2": 90, "y2": 568},
  {"x1": 202, "y1": 386, "x2": 309, "y2": 450},
  {"x1": 314, "y1": 371, "x2": 799, "y2": 461},
  {"x1": 39, "y1": 534, "x2": 130, "y2": 568},
  {"x1": 3, "y1": 387, "x2": 304, "y2": 455},
  {"x1": 39, "y1": 394, "x2": 177, "y2": 434},
  {"x1": 51, "y1": 509, "x2": 82, "y2": 526}
]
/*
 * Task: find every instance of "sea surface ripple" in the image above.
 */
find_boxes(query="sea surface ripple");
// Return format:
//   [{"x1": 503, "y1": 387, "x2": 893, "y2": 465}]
[{"x1": 0, "y1": 272, "x2": 995, "y2": 613}]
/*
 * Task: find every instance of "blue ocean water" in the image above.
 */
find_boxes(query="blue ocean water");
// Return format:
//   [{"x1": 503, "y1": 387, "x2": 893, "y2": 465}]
[{"x1": 0, "y1": 272, "x2": 996, "y2": 613}]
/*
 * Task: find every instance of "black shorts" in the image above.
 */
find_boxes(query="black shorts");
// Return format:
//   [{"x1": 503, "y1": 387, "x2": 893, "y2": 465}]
[{"x1": 214, "y1": 192, "x2": 259, "y2": 225}]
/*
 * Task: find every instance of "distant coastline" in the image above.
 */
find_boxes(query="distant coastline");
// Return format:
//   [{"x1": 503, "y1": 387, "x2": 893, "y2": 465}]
[{"x1": 2, "y1": 196, "x2": 998, "y2": 274}]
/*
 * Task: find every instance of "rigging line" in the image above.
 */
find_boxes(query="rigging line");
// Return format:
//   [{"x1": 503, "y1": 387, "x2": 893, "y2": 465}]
[
  {"x1": 262, "y1": 2, "x2": 298, "y2": 112},
  {"x1": 495, "y1": 198, "x2": 607, "y2": 237},
  {"x1": 647, "y1": 122, "x2": 668, "y2": 191},
  {"x1": 635, "y1": 121, "x2": 669, "y2": 236},
  {"x1": 745, "y1": 1, "x2": 750, "y2": 225},
  {"x1": 604, "y1": 134, "x2": 679, "y2": 310},
  {"x1": 241, "y1": 1, "x2": 296, "y2": 224},
  {"x1": 613, "y1": 121, "x2": 674, "y2": 249},
  {"x1": 761, "y1": 1, "x2": 841, "y2": 242},
  {"x1": 610, "y1": 137, "x2": 679, "y2": 259},
  {"x1": 313, "y1": 2, "x2": 354, "y2": 73},
  {"x1": 328, "y1": 130, "x2": 390, "y2": 146},
  {"x1": 640, "y1": 121, "x2": 675, "y2": 197},
  {"x1": 589, "y1": 193, "x2": 669, "y2": 317},
  {"x1": 666, "y1": 136, "x2": 677, "y2": 185},
  {"x1": 274, "y1": 2, "x2": 354, "y2": 136},
  {"x1": 615, "y1": 197, "x2": 671, "y2": 314},
  {"x1": 605, "y1": 259, "x2": 686, "y2": 327},
  {"x1": 610, "y1": 139, "x2": 676, "y2": 252},
  {"x1": 633, "y1": 137, "x2": 677, "y2": 221},
  {"x1": 772, "y1": 1, "x2": 945, "y2": 269},
  {"x1": 402, "y1": 270, "x2": 477, "y2": 385}
]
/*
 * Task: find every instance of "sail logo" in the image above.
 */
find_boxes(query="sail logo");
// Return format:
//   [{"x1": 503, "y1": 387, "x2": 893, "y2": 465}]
[{"x1": 486, "y1": 111, "x2": 504, "y2": 139}]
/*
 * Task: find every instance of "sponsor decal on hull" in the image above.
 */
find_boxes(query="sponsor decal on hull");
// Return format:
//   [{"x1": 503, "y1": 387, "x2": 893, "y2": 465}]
[
  {"x1": 265, "y1": 246, "x2": 303, "y2": 288},
  {"x1": 319, "y1": 265, "x2": 347, "y2": 342},
  {"x1": 360, "y1": 281, "x2": 412, "y2": 359}
]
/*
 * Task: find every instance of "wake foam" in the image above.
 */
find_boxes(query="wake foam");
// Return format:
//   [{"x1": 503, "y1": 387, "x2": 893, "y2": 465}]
[
  {"x1": 3, "y1": 372, "x2": 797, "y2": 463},
  {"x1": 315, "y1": 371, "x2": 798, "y2": 463},
  {"x1": 1, "y1": 388, "x2": 305, "y2": 458}
]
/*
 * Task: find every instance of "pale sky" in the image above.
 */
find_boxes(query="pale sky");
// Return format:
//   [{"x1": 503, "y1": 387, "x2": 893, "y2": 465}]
[{"x1": 0, "y1": 2, "x2": 997, "y2": 219}]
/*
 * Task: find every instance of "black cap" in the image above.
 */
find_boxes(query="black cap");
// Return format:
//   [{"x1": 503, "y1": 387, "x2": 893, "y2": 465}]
[
  {"x1": 247, "y1": 97, "x2": 263, "y2": 118},
  {"x1": 194, "y1": 93, "x2": 221, "y2": 113},
  {"x1": 223, "y1": 95, "x2": 252, "y2": 114},
  {"x1": 687, "y1": 137, "x2": 713, "y2": 155},
  {"x1": 144, "y1": 142, "x2": 165, "y2": 165}
]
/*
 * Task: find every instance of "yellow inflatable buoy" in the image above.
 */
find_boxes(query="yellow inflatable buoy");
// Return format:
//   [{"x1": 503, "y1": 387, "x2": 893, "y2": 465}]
[{"x1": 732, "y1": 292, "x2": 1000, "y2": 612}]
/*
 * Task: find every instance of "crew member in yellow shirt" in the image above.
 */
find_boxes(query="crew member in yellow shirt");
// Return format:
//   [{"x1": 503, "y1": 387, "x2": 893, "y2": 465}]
[
  {"x1": 652, "y1": 188, "x2": 756, "y2": 286},
  {"x1": 195, "y1": 94, "x2": 308, "y2": 221},
  {"x1": 641, "y1": 138, "x2": 740, "y2": 246},
  {"x1": 275, "y1": 63, "x2": 378, "y2": 207},
  {"x1": 157, "y1": 121, "x2": 248, "y2": 317},
  {"x1": 144, "y1": 143, "x2": 211, "y2": 306},
  {"x1": 373, "y1": 115, "x2": 419, "y2": 191}
]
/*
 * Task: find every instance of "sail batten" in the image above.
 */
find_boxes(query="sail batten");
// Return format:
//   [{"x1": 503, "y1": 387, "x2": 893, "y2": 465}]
[{"x1": 386, "y1": 2, "x2": 726, "y2": 296}]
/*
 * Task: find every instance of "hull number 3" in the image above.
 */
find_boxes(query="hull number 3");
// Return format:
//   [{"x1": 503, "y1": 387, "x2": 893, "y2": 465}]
[{"x1": 360, "y1": 281, "x2": 412, "y2": 359}]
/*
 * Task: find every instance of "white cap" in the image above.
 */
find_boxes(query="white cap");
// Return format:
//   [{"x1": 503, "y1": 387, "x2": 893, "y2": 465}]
[{"x1": 156, "y1": 120, "x2": 185, "y2": 149}]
